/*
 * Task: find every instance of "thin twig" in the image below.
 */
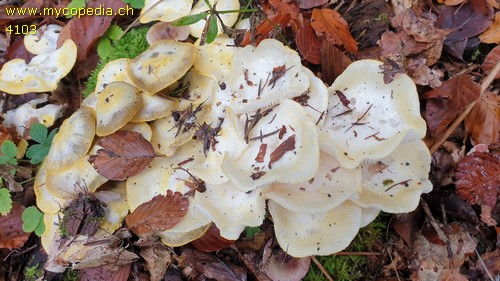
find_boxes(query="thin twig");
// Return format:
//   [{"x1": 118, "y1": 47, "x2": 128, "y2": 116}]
[
  {"x1": 311, "y1": 256, "x2": 334, "y2": 281},
  {"x1": 430, "y1": 61, "x2": 500, "y2": 154}
]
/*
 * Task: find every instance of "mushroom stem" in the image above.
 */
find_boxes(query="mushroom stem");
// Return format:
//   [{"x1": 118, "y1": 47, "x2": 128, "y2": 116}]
[{"x1": 429, "y1": 61, "x2": 500, "y2": 154}]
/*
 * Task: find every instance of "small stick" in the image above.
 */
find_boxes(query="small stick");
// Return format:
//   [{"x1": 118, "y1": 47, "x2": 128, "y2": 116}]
[
  {"x1": 311, "y1": 256, "x2": 334, "y2": 281},
  {"x1": 430, "y1": 61, "x2": 500, "y2": 154}
]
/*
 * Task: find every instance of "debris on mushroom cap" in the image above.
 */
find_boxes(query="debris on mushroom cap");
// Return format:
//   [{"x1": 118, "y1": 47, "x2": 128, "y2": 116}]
[
  {"x1": 177, "y1": 69, "x2": 216, "y2": 111},
  {"x1": 146, "y1": 22, "x2": 191, "y2": 45},
  {"x1": 121, "y1": 122, "x2": 153, "y2": 141},
  {"x1": 24, "y1": 24, "x2": 63, "y2": 55},
  {"x1": 150, "y1": 101, "x2": 211, "y2": 156},
  {"x1": 294, "y1": 67, "x2": 329, "y2": 126},
  {"x1": 140, "y1": 0, "x2": 193, "y2": 23},
  {"x1": 127, "y1": 40, "x2": 197, "y2": 94},
  {"x1": 0, "y1": 39, "x2": 77, "y2": 95},
  {"x1": 1, "y1": 94, "x2": 67, "y2": 137},
  {"x1": 94, "y1": 58, "x2": 137, "y2": 94},
  {"x1": 269, "y1": 200, "x2": 362, "y2": 257},
  {"x1": 267, "y1": 150, "x2": 361, "y2": 213},
  {"x1": 229, "y1": 39, "x2": 310, "y2": 114},
  {"x1": 194, "y1": 35, "x2": 238, "y2": 82},
  {"x1": 353, "y1": 139, "x2": 432, "y2": 213},
  {"x1": 188, "y1": 0, "x2": 240, "y2": 38},
  {"x1": 131, "y1": 92, "x2": 179, "y2": 122},
  {"x1": 34, "y1": 162, "x2": 67, "y2": 214},
  {"x1": 45, "y1": 106, "x2": 96, "y2": 174},
  {"x1": 45, "y1": 154, "x2": 108, "y2": 201},
  {"x1": 195, "y1": 182, "x2": 267, "y2": 240},
  {"x1": 222, "y1": 99, "x2": 319, "y2": 192},
  {"x1": 319, "y1": 59, "x2": 426, "y2": 169},
  {"x1": 95, "y1": 82, "x2": 142, "y2": 136}
]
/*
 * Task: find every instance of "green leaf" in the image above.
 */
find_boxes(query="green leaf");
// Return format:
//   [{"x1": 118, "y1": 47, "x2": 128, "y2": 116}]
[
  {"x1": 172, "y1": 12, "x2": 209, "y2": 26},
  {"x1": 66, "y1": 0, "x2": 86, "y2": 18},
  {"x1": 122, "y1": 0, "x2": 144, "y2": 9},
  {"x1": 22, "y1": 206, "x2": 44, "y2": 233},
  {"x1": 0, "y1": 141, "x2": 17, "y2": 166},
  {"x1": 97, "y1": 38, "x2": 113, "y2": 60},
  {"x1": 30, "y1": 123, "x2": 48, "y2": 144},
  {"x1": 0, "y1": 187, "x2": 12, "y2": 216},
  {"x1": 105, "y1": 25, "x2": 124, "y2": 40},
  {"x1": 206, "y1": 14, "x2": 218, "y2": 44},
  {"x1": 26, "y1": 124, "x2": 57, "y2": 165}
]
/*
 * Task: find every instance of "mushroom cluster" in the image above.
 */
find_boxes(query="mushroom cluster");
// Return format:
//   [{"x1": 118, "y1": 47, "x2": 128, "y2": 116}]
[{"x1": 33, "y1": 35, "x2": 431, "y2": 258}]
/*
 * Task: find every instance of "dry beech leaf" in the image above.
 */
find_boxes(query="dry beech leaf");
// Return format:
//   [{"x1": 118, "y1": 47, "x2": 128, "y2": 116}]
[
  {"x1": 140, "y1": 244, "x2": 173, "y2": 281},
  {"x1": 180, "y1": 248, "x2": 247, "y2": 281},
  {"x1": 320, "y1": 41, "x2": 352, "y2": 85},
  {"x1": 57, "y1": 0, "x2": 126, "y2": 61},
  {"x1": 311, "y1": 8, "x2": 358, "y2": 54},
  {"x1": 80, "y1": 263, "x2": 131, "y2": 281},
  {"x1": 191, "y1": 224, "x2": 234, "y2": 252},
  {"x1": 464, "y1": 91, "x2": 500, "y2": 146},
  {"x1": 482, "y1": 45, "x2": 500, "y2": 80},
  {"x1": 296, "y1": 20, "x2": 321, "y2": 65},
  {"x1": 268, "y1": 0, "x2": 300, "y2": 20},
  {"x1": 240, "y1": 13, "x2": 290, "y2": 46},
  {"x1": 0, "y1": 203, "x2": 30, "y2": 249},
  {"x1": 424, "y1": 73, "x2": 480, "y2": 136},
  {"x1": 125, "y1": 190, "x2": 189, "y2": 236},
  {"x1": 89, "y1": 130, "x2": 155, "y2": 181}
]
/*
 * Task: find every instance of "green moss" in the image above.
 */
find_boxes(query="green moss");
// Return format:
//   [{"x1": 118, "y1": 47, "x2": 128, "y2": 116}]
[
  {"x1": 82, "y1": 26, "x2": 150, "y2": 97},
  {"x1": 304, "y1": 214, "x2": 388, "y2": 281},
  {"x1": 23, "y1": 264, "x2": 43, "y2": 281},
  {"x1": 63, "y1": 269, "x2": 79, "y2": 281}
]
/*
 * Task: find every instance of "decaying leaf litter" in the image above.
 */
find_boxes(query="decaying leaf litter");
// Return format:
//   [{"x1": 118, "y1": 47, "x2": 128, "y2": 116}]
[{"x1": 0, "y1": 0, "x2": 499, "y2": 280}]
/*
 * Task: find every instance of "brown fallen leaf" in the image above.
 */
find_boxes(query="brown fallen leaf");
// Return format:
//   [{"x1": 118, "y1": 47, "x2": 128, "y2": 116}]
[
  {"x1": 296, "y1": 0, "x2": 327, "y2": 9},
  {"x1": 180, "y1": 248, "x2": 247, "y2": 281},
  {"x1": 0, "y1": 203, "x2": 30, "y2": 249},
  {"x1": 89, "y1": 130, "x2": 155, "y2": 181},
  {"x1": 424, "y1": 73, "x2": 480, "y2": 136},
  {"x1": 454, "y1": 147, "x2": 499, "y2": 226},
  {"x1": 125, "y1": 190, "x2": 189, "y2": 236},
  {"x1": 479, "y1": 11, "x2": 500, "y2": 44},
  {"x1": 59, "y1": 190, "x2": 105, "y2": 238},
  {"x1": 320, "y1": 41, "x2": 352, "y2": 85},
  {"x1": 268, "y1": 134, "x2": 295, "y2": 169},
  {"x1": 311, "y1": 8, "x2": 358, "y2": 54},
  {"x1": 191, "y1": 224, "x2": 234, "y2": 252},
  {"x1": 56, "y1": 0, "x2": 127, "y2": 61},
  {"x1": 482, "y1": 45, "x2": 500, "y2": 80},
  {"x1": 239, "y1": 13, "x2": 291, "y2": 46},
  {"x1": 296, "y1": 20, "x2": 322, "y2": 65},
  {"x1": 79, "y1": 263, "x2": 132, "y2": 281},
  {"x1": 261, "y1": 239, "x2": 311, "y2": 281},
  {"x1": 140, "y1": 244, "x2": 173, "y2": 281},
  {"x1": 464, "y1": 90, "x2": 500, "y2": 146}
]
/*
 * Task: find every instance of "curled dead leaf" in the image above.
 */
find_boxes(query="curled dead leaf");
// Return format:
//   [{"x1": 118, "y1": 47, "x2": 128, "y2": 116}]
[
  {"x1": 191, "y1": 224, "x2": 234, "y2": 252},
  {"x1": 311, "y1": 8, "x2": 358, "y2": 54},
  {"x1": 89, "y1": 130, "x2": 155, "y2": 181},
  {"x1": 125, "y1": 190, "x2": 189, "y2": 236},
  {"x1": 296, "y1": 20, "x2": 321, "y2": 65},
  {"x1": 464, "y1": 90, "x2": 500, "y2": 146}
]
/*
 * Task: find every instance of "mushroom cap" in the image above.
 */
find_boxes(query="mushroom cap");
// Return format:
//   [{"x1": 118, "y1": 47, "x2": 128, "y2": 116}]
[
  {"x1": 127, "y1": 40, "x2": 197, "y2": 94},
  {"x1": 195, "y1": 182, "x2": 267, "y2": 240},
  {"x1": 189, "y1": 0, "x2": 240, "y2": 38},
  {"x1": 269, "y1": 200, "x2": 362, "y2": 257},
  {"x1": 352, "y1": 139, "x2": 432, "y2": 213},
  {"x1": 222, "y1": 99, "x2": 320, "y2": 192},
  {"x1": 24, "y1": 24, "x2": 63, "y2": 55},
  {"x1": 95, "y1": 81, "x2": 142, "y2": 136},
  {"x1": 131, "y1": 92, "x2": 178, "y2": 122},
  {"x1": 146, "y1": 22, "x2": 191, "y2": 45},
  {"x1": 0, "y1": 39, "x2": 77, "y2": 95},
  {"x1": 121, "y1": 122, "x2": 153, "y2": 141},
  {"x1": 140, "y1": 0, "x2": 193, "y2": 23},
  {"x1": 295, "y1": 67, "x2": 329, "y2": 126},
  {"x1": 193, "y1": 35, "x2": 238, "y2": 82},
  {"x1": 45, "y1": 106, "x2": 96, "y2": 174},
  {"x1": 319, "y1": 59, "x2": 427, "y2": 169},
  {"x1": 45, "y1": 154, "x2": 108, "y2": 201},
  {"x1": 34, "y1": 162, "x2": 67, "y2": 214},
  {"x1": 41, "y1": 213, "x2": 60, "y2": 254},
  {"x1": 177, "y1": 69, "x2": 217, "y2": 111},
  {"x1": 229, "y1": 39, "x2": 310, "y2": 114},
  {"x1": 267, "y1": 150, "x2": 361, "y2": 213},
  {"x1": 97, "y1": 181, "x2": 129, "y2": 233},
  {"x1": 158, "y1": 223, "x2": 211, "y2": 247},
  {"x1": 360, "y1": 207, "x2": 380, "y2": 228},
  {"x1": 94, "y1": 58, "x2": 136, "y2": 93}
]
